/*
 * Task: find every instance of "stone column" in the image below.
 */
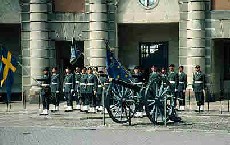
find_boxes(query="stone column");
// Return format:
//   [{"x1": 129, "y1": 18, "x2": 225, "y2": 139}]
[
  {"x1": 30, "y1": 0, "x2": 49, "y2": 82},
  {"x1": 29, "y1": 0, "x2": 49, "y2": 102},
  {"x1": 179, "y1": 0, "x2": 205, "y2": 85},
  {"x1": 88, "y1": 0, "x2": 108, "y2": 67}
]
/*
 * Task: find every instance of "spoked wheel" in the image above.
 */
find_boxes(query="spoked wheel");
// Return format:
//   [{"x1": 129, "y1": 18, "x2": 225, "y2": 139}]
[
  {"x1": 105, "y1": 81, "x2": 136, "y2": 124},
  {"x1": 144, "y1": 80, "x2": 171, "y2": 125}
]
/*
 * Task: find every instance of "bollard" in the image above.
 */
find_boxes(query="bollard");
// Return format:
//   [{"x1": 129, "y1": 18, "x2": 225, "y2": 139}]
[
  {"x1": 188, "y1": 89, "x2": 191, "y2": 111},
  {"x1": 220, "y1": 90, "x2": 223, "y2": 114},
  {"x1": 39, "y1": 90, "x2": 41, "y2": 110},
  {"x1": 164, "y1": 96, "x2": 167, "y2": 126},
  {"x1": 207, "y1": 89, "x2": 210, "y2": 112},
  {"x1": 102, "y1": 87, "x2": 105, "y2": 126},
  {"x1": 228, "y1": 92, "x2": 229, "y2": 112}
]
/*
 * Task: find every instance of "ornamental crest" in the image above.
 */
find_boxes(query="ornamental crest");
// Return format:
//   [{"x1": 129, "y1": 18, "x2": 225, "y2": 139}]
[{"x1": 139, "y1": 0, "x2": 159, "y2": 9}]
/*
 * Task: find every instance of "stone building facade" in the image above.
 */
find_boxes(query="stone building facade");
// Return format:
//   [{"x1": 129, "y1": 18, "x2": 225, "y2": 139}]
[{"x1": 0, "y1": 0, "x2": 230, "y2": 100}]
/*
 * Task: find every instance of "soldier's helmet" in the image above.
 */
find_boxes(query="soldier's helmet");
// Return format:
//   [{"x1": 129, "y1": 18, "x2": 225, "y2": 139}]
[
  {"x1": 169, "y1": 64, "x2": 175, "y2": 67},
  {"x1": 43, "y1": 67, "x2": 49, "y2": 72},
  {"x1": 195, "y1": 65, "x2": 200, "y2": 68}
]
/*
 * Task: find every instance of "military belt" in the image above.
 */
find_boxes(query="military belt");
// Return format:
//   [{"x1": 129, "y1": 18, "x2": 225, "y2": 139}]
[
  {"x1": 195, "y1": 81, "x2": 203, "y2": 83},
  {"x1": 80, "y1": 83, "x2": 86, "y2": 85},
  {"x1": 65, "y1": 83, "x2": 72, "y2": 85},
  {"x1": 51, "y1": 83, "x2": 58, "y2": 85},
  {"x1": 75, "y1": 81, "x2": 80, "y2": 84},
  {"x1": 179, "y1": 82, "x2": 184, "y2": 84},
  {"x1": 87, "y1": 83, "x2": 94, "y2": 86},
  {"x1": 134, "y1": 82, "x2": 143, "y2": 85},
  {"x1": 104, "y1": 83, "x2": 110, "y2": 85},
  {"x1": 169, "y1": 81, "x2": 175, "y2": 84},
  {"x1": 41, "y1": 84, "x2": 49, "y2": 87},
  {"x1": 98, "y1": 85, "x2": 102, "y2": 87}
]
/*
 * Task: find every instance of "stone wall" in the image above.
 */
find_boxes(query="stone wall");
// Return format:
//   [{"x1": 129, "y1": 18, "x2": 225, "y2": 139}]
[
  {"x1": 117, "y1": 0, "x2": 179, "y2": 23},
  {"x1": 0, "y1": 0, "x2": 21, "y2": 23},
  {"x1": 118, "y1": 23, "x2": 179, "y2": 69}
]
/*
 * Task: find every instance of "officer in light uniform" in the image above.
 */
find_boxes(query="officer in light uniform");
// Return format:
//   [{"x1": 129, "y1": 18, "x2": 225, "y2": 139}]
[
  {"x1": 80, "y1": 67, "x2": 88, "y2": 112},
  {"x1": 40, "y1": 67, "x2": 51, "y2": 115},
  {"x1": 86, "y1": 67, "x2": 98, "y2": 113},
  {"x1": 167, "y1": 64, "x2": 179, "y2": 108},
  {"x1": 50, "y1": 67, "x2": 60, "y2": 112},
  {"x1": 177, "y1": 66, "x2": 187, "y2": 111},
  {"x1": 74, "y1": 67, "x2": 81, "y2": 110},
  {"x1": 192, "y1": 65, "x2": 206, "y2": 112},
  {"x1": 63, "y1": 67, "x2": 74, "y2": 112}
]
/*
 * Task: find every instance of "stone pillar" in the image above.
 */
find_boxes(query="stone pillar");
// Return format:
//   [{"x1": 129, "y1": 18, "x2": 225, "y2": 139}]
[
  {"x1": 29, "y1": 0, "x2": 49, "y2": 102},
  {"x1": 88, "y1": 0, "x2": 108, "y2": 67},
  {"x1": 30, "y1": 0, "x2": 49, "y2": 82},
  {"x1": 179, "y1": 0, "x2": 205, "y2": 85}
]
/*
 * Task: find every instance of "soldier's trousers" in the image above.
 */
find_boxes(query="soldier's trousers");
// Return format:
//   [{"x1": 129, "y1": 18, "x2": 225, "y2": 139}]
[
  {"x1": 81, "y1": 93, "x2": 89, "y2": 105},
  {"x1": 169, "y1": 91, "x2": 178, "y2": 107},
  {"x1": 178, "y1": 91, "x2": 185, "y2": 106},
  {"x1": 135, "y1": 92, "x2": 143, "y2": 112},
  {"x1": 51, "y1": 92, "x2": 59, "y2": 106},
  {"x1": 195, "y1": 92, "x2": 204, "y2": 106},
  {"x1": 88, "y1": 93, "x2": 96, "y2": 107},
  {"x1": 41, "y1": 87, "x2": 51, "y2": 110},
  {"x1": 64, "y1": 92, "x2": 73, "y2": 106},
  {"x1": 96, "y1": 94, "x2": 102, "y2": 106}
]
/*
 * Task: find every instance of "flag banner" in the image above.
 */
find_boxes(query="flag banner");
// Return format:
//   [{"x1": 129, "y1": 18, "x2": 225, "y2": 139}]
[
  {"x1": 106, "y1": 48, "x2": 132, "y2": 83},
  {"x1": 70, "y1": 38, "x2": 81, "y2": 65},
  {"x1": 70, "y1": 45, "x2": 81, "y2": 65},
  {"x1": 0, "y1": 47, "x2": 17, "y2": 102}
]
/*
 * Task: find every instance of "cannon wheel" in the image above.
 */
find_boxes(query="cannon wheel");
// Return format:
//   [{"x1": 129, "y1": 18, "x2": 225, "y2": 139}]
[
  {"x1": 144, "y1": 79, "x2": 171, "y2": 125},
  {"x1": 105, "y1": 81, "x2": 136, "y2": 124}
]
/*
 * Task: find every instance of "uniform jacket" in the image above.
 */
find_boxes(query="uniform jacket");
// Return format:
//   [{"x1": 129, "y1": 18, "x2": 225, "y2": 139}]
[
  {"x1": 50, "y1": 73, "x2": 60, "y2": 93},
  {"x1": 63, "y1": 73, "x2": 74, "y2": 93},
  {"x1": 97, "y1": 74, "x2": 109, "y2": 95},
  {"x1": 192, "y1": 71, "x2": 206, "y2": 92},
  {"x1": 74, "y1": 72, "x2": 81, "y2": 91},
  {"x1": 178, "y1": 72, "x2": 187, "y2": 92},
  {"x1": 86, "y1": 73, "x2": 98, "y2": 94},
  {"x1": 80, "y1": 73, "x2": 88, "y2": 93},
  {"x1": 167, "y1": 71, "x2": 179, "y2": 91}
]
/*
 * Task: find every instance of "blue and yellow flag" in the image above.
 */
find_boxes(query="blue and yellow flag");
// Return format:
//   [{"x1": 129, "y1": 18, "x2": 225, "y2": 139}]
[
  {"x1": 0, "y1": 47, "x2": 17, "y2": 101},
  {"x1": 106, "y1": 48, "x2": 132, "y2": 83}
]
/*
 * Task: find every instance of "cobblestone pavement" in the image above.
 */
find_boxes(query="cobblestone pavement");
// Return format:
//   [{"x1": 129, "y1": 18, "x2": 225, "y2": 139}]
[{"x1": 0, "y1": 100, "x2": 229, "y2": 132}]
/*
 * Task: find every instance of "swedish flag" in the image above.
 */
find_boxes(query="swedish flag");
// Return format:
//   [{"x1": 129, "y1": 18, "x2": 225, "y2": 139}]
[
  {"x1": 106, "y1": 48, "x2": 132, "y2": 83},
  {"x1": 0, "y1": 47, "x2": 17, "y2": 102}
]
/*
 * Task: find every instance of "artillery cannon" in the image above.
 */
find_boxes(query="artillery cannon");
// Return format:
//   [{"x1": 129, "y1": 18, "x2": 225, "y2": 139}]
[{"x1": 105, "y1": 77, "x2": 182, "y2": 125}]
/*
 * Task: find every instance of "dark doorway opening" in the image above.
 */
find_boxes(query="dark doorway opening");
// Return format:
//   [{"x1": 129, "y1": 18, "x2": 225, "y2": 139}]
[
  {"x1": 55, "y1": 40, "x2": 84, "y2": 77},
  {"x1": 139, "y1": 41, "x2": 168, "y2": 71}
]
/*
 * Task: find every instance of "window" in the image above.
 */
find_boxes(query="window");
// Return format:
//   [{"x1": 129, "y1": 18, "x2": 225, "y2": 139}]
[
  {"x1": 212, "y1": 0, "x2": 230, "y2": 10},
  {"x1": 53, "y1": 0, "x2": 85, "y2": 13}
]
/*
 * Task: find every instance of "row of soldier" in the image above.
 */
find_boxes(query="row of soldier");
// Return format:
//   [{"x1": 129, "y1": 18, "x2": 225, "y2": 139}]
[
  {"x1": 132, "y1": 64, "x2": 206, "y2": 117},
  {"x1": 39, "y1": 64, "x2": 206, "y2": 116},
  {"x1": 39, "y1": 66, "x2": 109, "y2": 115}
]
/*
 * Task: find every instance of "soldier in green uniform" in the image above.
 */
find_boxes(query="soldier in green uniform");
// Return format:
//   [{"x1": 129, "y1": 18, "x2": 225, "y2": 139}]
[
  {"x1": 96, "y1": 69, "x2": 109, "y2": 112},
  {"x1": 193, "y1": 65, "x2": 206, "y2": 112},
  {"x1": 149, "y1": 65, "x2": 161, "y2": 83},
  {"x1": 50, "y1": 67, "x2": 60, "y2": 112},
  {"x1": 167, "y1": 64, "x2": 179, "y2": 108},
  {"x1": 178, "y1": 66, "x2": 187, "y2": 111},
  {"x1": 80, "y1": 67, "x2": 88, "y2": 112},
  {"x1": 132, "y1": 66, "x2": 144, "y2": 118},
  {"x1": 86, "y1": 67, "x2": 98, "y2": 113},
  {"x1": 63, "y1": 67, "x2": 74, "y2": 112},
  {"x1": 74, "y1": 67, "x2": 81, "y2": 110},
  {"x1": 40, "y1": 67, "x2": 51, "y2": 115}
]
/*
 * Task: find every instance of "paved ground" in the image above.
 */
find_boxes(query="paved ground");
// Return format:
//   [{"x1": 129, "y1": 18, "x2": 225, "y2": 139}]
[{"x1": 0, "y1": 100, "x2": 229, "y2": 145}]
